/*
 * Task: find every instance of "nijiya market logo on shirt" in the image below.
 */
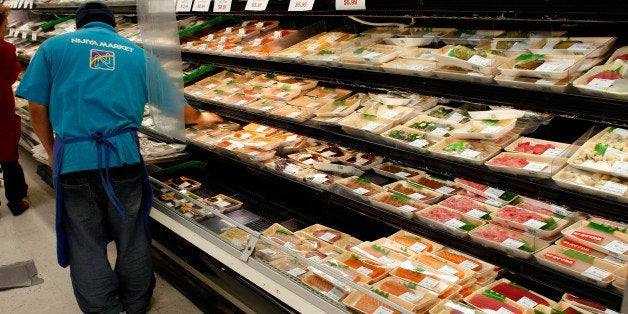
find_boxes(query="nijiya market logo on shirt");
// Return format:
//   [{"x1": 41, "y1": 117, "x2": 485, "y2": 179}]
[{"x1": 90, "y1": 49, "x2": 115, "y2": 71}]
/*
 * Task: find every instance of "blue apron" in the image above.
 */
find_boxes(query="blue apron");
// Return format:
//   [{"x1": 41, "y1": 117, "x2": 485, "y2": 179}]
[{"x1": 52, "y1": 128, "x2": 152, "y2": 267}]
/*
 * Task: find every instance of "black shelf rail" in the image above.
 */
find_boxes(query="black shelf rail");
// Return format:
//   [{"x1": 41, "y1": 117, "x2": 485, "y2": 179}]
[
  {"x1": 26, "y1": 2, "x2": 136, "y2": 14},
  {"x1": 184, "y1": 136, "x2": 623, "y2": 310},
  {"x1": 187, "y1": 98, "x2": 628, "y2": 222},
  {"x1": 182, "y1": 52, "x2": 628, "y2": 126}
]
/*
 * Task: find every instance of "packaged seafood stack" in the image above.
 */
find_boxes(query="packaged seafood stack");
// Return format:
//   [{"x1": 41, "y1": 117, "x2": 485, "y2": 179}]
[
  {"x1": 568, "y1": 126, "x2": 628, "y2": 178},
  {"x1": 254, "y1": 241, "x2": 287, "y2": 262},
  {"x1": 341, "y1": 152, "x2": 384, "y2": 171},
  {"x1": 440, "y1": 29, "x2": 505, "y2": 46},
  {"x1": 463, "y1": 289, "x2": 527, "y2": 314},
  {"x1": 312, "y1": 160, "x2": 364, "y2": 177},
  {"x1": 384, "y1": 180, "x2": 445, "y2": 204},
  {"x1": 370, "y1": 277, "x2": 440, "y2": 312},
  {"x1": 314, "y1": 98, "x2": 361, "y2": 118},
  {"x1": 242, "y1": 123, "x2": 282, "y2": 137},
  {"x1": 469, "y1": 224, "x2": 551, "y2": 258},
  {"x1": 490, "y1": 206, "x2": 570, "y2": 240},
  {"x1": 403, "y1": 115, "x2": 456, "y2": 140},
  {"x1": 221, "y1": 92, "x2": 258, "y2": 107},
  {"x1": 341, "y1": 290, "x2": 409, "y2": 314},
  {"x1": 483, "y1": 279, "x2": 556, "y2": 309},
  {"x1": 306, "y1": 144, "x2": 352, "y2": 162},
  {"x1": 561, "y1": 293, "x2": 621, "y2": 314},
  {"x1": 429, "y1": 138, "x2": 502, "y2": 165},
  {"x1": 536, "y1": 245, "x2": 620, "y2": 287},
  {"x1": 300, "y1": 224, "x2": 350, "y2": 246},
  {"x1": 429, "y1": 299, "x2": 482, "y2": 314},
  {"x1": 306, "y1": 86, "x2": 353, "y2": 101},
  {"x1": 261, "y1": 223, "x2": 316, "y2": 252},
  {"x1": 434, "y1": 65, "x2": 496, "y2": 84},
  {"x1": 408, "y1": 174, "x2": 462, "y2": 196},
  {"x1": 339, "y1": 112, "x2": 396, "y2": 140},
  {"x1": 368, "y1": 192, "x2": 430, "y2": 219},
  {"x1": 411, "y1": 253, "x2": 476, "y2": 287},
  {"x1": 381, "y1": 58, "x2": 437, "y2": 77},
  {"x1": 219, "y1": 228, "x2": 250, "y2": 250},
  {"x1": 335, "y1": 237, "x2": 364, "y2": 252},
  {"x1": 416, "y1": 205, "x2": 486, "y2": 237},
  {"x1": 515, "y1": 196, "x2": 576, "y2": 220},
  {"x1": 438, "y1": 195, "x2": 498, "y2": 222},
  {"x1": 424, "y1": 106, "x2": 471, "y2": 126},
  {"x1": 389, "y1": 259, "x2": 458, "y2": 296},
  {"x1": 434, "y1": 45, "x2": 509, "y2": 76},
  {"x1": 289, "y1": 95, "x2": 335, "y2": 114},
  {"x1": 434, "y1": 248, "x2": 498, "y2": 285},
  {"x1": 553, "y1": 166, "x2": 628, "y2": 203},
  {"x1": 497, "y1": 53, "x2": 585, "y2": 81},
  {"x1": 153, "y1": 189, "x2": 209, "y2": 222},
  {"x1": 561, "y1": 219, "x2": 628, "y2": 262},
  {"x1": 330, "y1": 176, "x2": 387, "y2": 202},
  {"x1": 269, "y1": 105, "x2": 314, "y2": 122},
  {"x1": 237, "y1": 29, "x2": 298, "y2": 58},
  {"x1": 350, "y1": 241, "x2": 407, "y2": 268},
  {"x1": 555, "y1": 237, "x2": 626, "y2": 267},
  {"x1": 529, "y1": 37, "x2": 616, "y2": 58},
  {"x1": 494, "y1": 74, "x2": 576, "y2": 93},
  {"x1": 505, "y1": 136, "x2": 570, "y2": 159},
  {"x1": 206, "y1": 194, "x2": 243, "y2": 213},
  {"x1": 271, "y1": 31, "x2": 355, "y2": 62},
  {"x1": 300, "y1": 269, "x2": 350, "y2": 302},
  {"x1": 454, "y1": 178, "x2": 519, "y2": 207},
  {"x1": 334, "y1": 252, "x2": 391, "y2": 284},
  {"x1": 162, "y1": 176, "x2": 202, "y2": 191},
  {"x1": 269, "y1": 256, "x2": 309, "y2": 279},
  {"x1": 264, "y1": 158, "x2": 311, "y2": 179},
  {"x1": 388, "y1": 230, "x2": 445, "y2": 255},
  {"x1": 372, "y1": 162, "x2": 426, "y2": 181},
  {"x1": 262, "y1": 83, "x2": 302, "y2": 102},
  {"x1": 380, "y1": 126, "x2": 440, "y2": 153},
  {"x1": 351, "y1": 99, "x2": 417, "y2": 125},
  {"x1": 365, "y1": 237, "x2": 420, "y2": 260},
  {"x1": 338, "y1": 44, "x2": 401, "y2": 71}
]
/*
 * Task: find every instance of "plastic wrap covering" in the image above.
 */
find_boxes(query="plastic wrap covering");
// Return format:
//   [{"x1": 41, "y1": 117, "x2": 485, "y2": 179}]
[{"x1": 136, "y1": 0, "x2": 185, "y2": 140}]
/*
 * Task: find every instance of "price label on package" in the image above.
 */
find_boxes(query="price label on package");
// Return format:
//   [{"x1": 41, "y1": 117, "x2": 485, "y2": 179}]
[
  {"x1": 356, "y1": 266, "x2": 373, "y2": 276},
  {"x1": 399, "y1": 292, "x2": 419, "y2": 303},
  {"x1": 175, "y1": 0, "x2": 193, "y2": 12},
  {"x1": 583, "y1": 266, "x2": 612, "y2": 281},
  {"x1": 398, "y1": 205, "x2": 417, "y2": 212},
  {"x1": 567, "y1": 43, "x2": 594, "y2": 52},
  {"x1": 436, "y1": 186, "x2": 455, "y2": 194},
  {"x1": 485, "y1": 187, "x2": 505, "y2": 199},
  {"x1": 459, "y1": 259, "x2": 480, "y2": 270},
  {"x1": 604, "y1": 240, "x2": 628, "y2": 255},
  {"x1": 410, "y1": 139, "x2": 430, "y2": 148},
  {"x1": 611, "y1": 161, "x2": 628, "y2": 176},
  {"x1": 192, "y1": 0, "x2": 211, "y2": 12},
  {"x1": 447, "y1": 112, "x2": 466, "y2": 123},
  {"x1": 245, "y1": 0, "x2": 269, "y2": 11},
  {"x1": 601, "y1": 181, "x2": 628, "y2": 196},
  {"x1": 335, "y1": 0, "x2": 366, "y2": 10},
  {"x1": 418, "y1": 277, "x2": 439, "y2": 289},
  {"x1": 466, "y1": 209, "x2": 487, "y2": 219},
  {"x1": 501, "y1": 238, "x2": 525, "y2": 249},
  {"x1": 444, "y1": 218, "x2": 466, "y2": 229},
  {"x1": 535, "y1": 60, "x2": 574, "y2": 72},
  {"x1": 430, "y1": 127, "x2": 449, "y2": 137},
  {"x1": 480, "y1": 126, "x2": 502, "y2": 134},
  {"x1": 287, "y1": 267, "x2": 307, "y2": 277},
  {"x1": 408, "y1": 193, "x2": 426, "y2": 200},
  {"x1": 213, "y1": 0, "x2": 232, "y2": 12},
  {"x1": 460, "y1": 149, "x2": 481, "y2": 159},
  {"x1": 587, "y1": 78, "x2": 616, "y2": 90},
  {"x1": 517, "y1": 296, "x2": 539, "y2": 308},
  {"x1": 535, "y1": 78, "x2": 559, "y2": 85},
  {"x1": 542, "y1": 148, "x2": 563, "y2": 157},
  {"x1": 373, "y1": 306, "x2": 394, "y2": 314},
  {"x1": 410, "y1": 242, "x2": 428, "y2": 252},
  {"x1": 467, "y1": 55, "x2": 494, "y2": 67},
  {"x1": 438, "y1": 265, "x2": 459, "y2": 276},
  {"x1": 523, "y1": 162, "x2": 549, "y2": 172},
  {"x1": 445, "y1": 302, "x2": 475, "y2": 314},
  {"x1": 289, "y1": 0, "x2": 315, "y2": 11},
  {"x1": 523, "y1": 218, "x2": 547, "y2": 229},
  {"x1": 362, "y1": 122, "x2": 382, "y2": 132},
  {"x1": 353, "y1": 187, "x2": 370, "y2": 195}
]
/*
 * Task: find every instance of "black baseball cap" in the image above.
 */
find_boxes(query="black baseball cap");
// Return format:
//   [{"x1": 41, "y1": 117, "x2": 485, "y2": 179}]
[{"x1": 75, "y1": 1, "x2": 116, "y2": 28}]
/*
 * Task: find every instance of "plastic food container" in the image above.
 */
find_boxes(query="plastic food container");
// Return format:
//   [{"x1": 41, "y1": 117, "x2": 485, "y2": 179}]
[
  {"x1": 440, "y1": 29, "x2": 505, "y2": 46},
  {"x1": 262, "y1": 84, "x2": 302, "y2": 102},
  {"x1": 306, "y1": 144, "x2": 352, "y2": 162},
  {"x1": 561, "y1": 219, "x2": 628, "y2": 261},
  {"x1": 244, "y1": 98, "x2": 287, "y2": 114},
  {"x1": 335, "y1": 251, "x2": 391, "y2": 284},
  {"x1": 552, "y1": 166, "x2": 628, "y2": 203},
  {"x1": 437, "y1": 195, "x2": 498, "y2": 221},
  {"x1": 469, "y1": 224, "x2": 551, "y2": 259},
  {"x1": 429, "y1": 138, "x2": 502, "y2": 165},
  {"x1": 483, "y1": 278, "x2": 557, "y2": 308},
  {"x1": 339, "y1": 44, "x2": 401, "y2": 65},
  {"x1": 262, "y1": 223, "x2": 316, "y2": 252},
  {"x1": 403, "y1": 115, "x2": 456, "y2": 139},
  {"x1": 401, "y1": 47, "x2": 445, "y2": 61},
  {"x1": 331, "y1": 176, "x2": 386, "y2": 202},
  {"x1": 220, "y1": 228, "x2": 250, "y2": 250},
  {"x1": 269, "y1": 256, "x2": 309, "y2": 279},
  {"x1": 207, "y1": 194, "x2": 243, "y2": 213},
  {"x1": 242, "y1": 123, "x2": 281, "y2": 136},
  {"x1": 494, "y1": 74, "x2": 573, "y2": 93},
  {"x1": 264, "y1": 157, "x2": 311, "y2": 178},
  {"x1": 381, "y1": 59, "x2": 436, "y2": 77},
  {"x1": 339, "y1": 113, "x2": 396, "y2": 138},
  {"x1": 434, "y1": 45, "x2": 508, "y2": 75},
  {"x1": 490, "y1": 206, "x2": 570, "y2": 238},
  {"x1": 305, "y1": 86, "x2": 352, "y2": 100},
  {"x1": 301, "y1": 270, "x2": 350, "y2": 302},
  {"x1": 359, "y1": 103, "x2": 417, "y2": 123},
  {"x1": 450, "y1": 119, "x2": 517, "y2": 140},
  {"x1": 371, "y1": 162, "x2": 426, "y2": 181},
  {"x1": 454, "y1": 178, "x2": 519, "y2": 206},
  {"x1": 371, "y1": 276, "x2": 439, "y2": 311},
  {"x1": 463, "y1": 288, "x2": 527, "y2": 314},
  {"x1": 350, "y1": 241, "x2": 408, "y2": 267},
  {"x1": 504, "y1": 136, "x2": 570, "y2": 158},
  {"x1": 389, "y1": 260, "x2": 456, "y2": 294},
  {"x1": 434, "y1": 66, "x2": 495, "y2": 84},
  {"x1": 341, "y1": 152, "x2": 384, "y2": 171},
  {"x1": 573, "y1": 59, "x2": 628, "y2": 100},
  {"x1": 289, "y1": 95, "x2": 335, "y2": 112},
  {"x1": 606, "y1": 46, "x2": 628, "y2": 64},
  {"x1": 408, "y1": 174, "x2": 462, "y2": 196},
  {"x1": 341, "y1": 290, "x2": 415, "y2": 314},
  {"x1": 529, "y1": 37, "x2": 617, "y2": 58},
  {"x1": 434, "y1": 248, "x2": 496, "y2": 277},
  {"x1": 368, "y1": 192, "x2": 430, "y2": 218},
  {"x1": 425, "y1": 106, "x2": 470, "y2": 125},
  {"x1": 383, "y1": 181, "x2": 444, "y2": 204},
  {"x1": 295, "y1": 169, "x2": 338, "y2": 190},
  {"x1": 486, "y1": 152, "x2": 562, "y2": 179},
  {"x1": 498, "y1": 54, "x2": 585, "y2": 80},
  {"x1": 269, "y1": 105, "x2": 314, "y2": 122},
  {"x1": 315, "y1": 98, "x2": 361, "y2": 118},
  {"x1": 416, "y1": 206, "x2": 486, "y2": 238},
  {"x1": 567, "y1": 126, "x2": 628, "y2": 178},
  {"x1": 388, "y1": 230, "x2": 445, "y2": 254},
  {"x1": 380, "y1": 126, "x2": 439, "y2": 152},
  {"x1": 411, "y1": 253, "x2": 476, "y2": 286},
  {"x1": 535, "y1": 245, "x2": 619, "y2": 287},
  {"x1": 429, "y1": 299, "x2": 482, "y2": 314},
  {"x1": 313, "y1": 161, "x2": 364, "y2": 177}
]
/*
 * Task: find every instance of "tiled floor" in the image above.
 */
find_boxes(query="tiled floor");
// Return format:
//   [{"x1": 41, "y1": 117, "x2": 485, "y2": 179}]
[{"x1": 0, "y1": 149, "x2": 202, "y2": 314}]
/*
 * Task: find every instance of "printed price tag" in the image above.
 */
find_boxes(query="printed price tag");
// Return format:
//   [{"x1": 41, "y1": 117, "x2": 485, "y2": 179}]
[
  {"x1": 542, "y1": 148, "x2": 563, "y2": 157},
  {"x1": 510, "y1": 42, "x2": 531, "y2": 51},
  {"x1": 21, "y1": 31, "x2": 27, "y2": 39},
  {"x1": 31, "y1": 30, "x2": 39, "y2": 41},
  {"x1": 583, "y1": 266, "x2": 612, "y2": 281},
  {"x1": 485, "y1": 198, "x2": 504, "y2": 207},
  {"x1": 567, "y1": 43, "x2": 594, "y2": 51},
  {"x1": 353, "y1": 187, "x2": 370, "y2": 195},
  {"x1": 326, "y1": 287, "x2": 345, "y2": 302},
  {"x1": 501, "y1": 238, "x2": 525, "y2": 249},
  {"x1": 445, "y1": 302, "x2": 475, "y2": 314},
  {"x1": 395, "y1": 171, "x2": 411, "y2": 178},
  {"x1": 225, "y1": 142, "x2": 241, "y2": 150},
  {"x1": 309, "y1": 174, "x2": 329, "y2": 184},
  {"x1": 175, "y1": 0, "x2": 193, "y2": 12},
  {"x1": 605, "y1": 310, "x2": 620, "y2": 314},
  {"x1": 430, "y1": 127, "x2": 450, "y2": 137},
  {"x1": 318, "y1": 232, "x2": 338, "y2": 242},
  {"x1": 485, "y1": 187, "x2": 505, "y2": 199},
  {"x1": 604, "y1": 240, "x2": 628, "y2": 255},
  {"x1": 245, "y1": 0, "x2": 269, "y2": 11},
  {"x1": 460, "y1": 149, "x2": 481, "y2": 159},
  {"x1": 373, "y1": 306, "x2": 394, "y2": 314},
  {"x1": 362, "y1": 122, "x2": 382, "y2": 132},
  {"x1": 467, "y1": 55, "x2": 493, "y2": 67},
  {"x1": 459, "y1": 259, "x2": 480, "y2": 270},
  {"x1": 436, "y1": 186, "x2": 455, "y2": 194},
  {"x1": 213, "y1": 199, "x2": 231, "y2": 207},
  {"x1": 550, "y1": 204, "x2": 571, "y2": 217},
  {"x1": 496, "y1": 307, "x2": 516, "y2": 314},
  {"x1": 260, "y1": 105, "x2": 274, "y2": 111},
  {"x1": 287, "y1": 111, "x2": 301, "y2": 119},
  {"x1": 255, "y1": 125, "x2": 268, "y2": 132},
  {"x1": 535, "y1": 60, "x2": 574, "y2": 72},
  {"x1": 235, "y1": 99, "x2": 248, "y2": 106},
  {"x1": 535, "y1": 78, "x2": 559, "y2": 85},
  {"x1": 377, "y1": 256, "x2": 395, "y2": 266},
  {"x1": 612, "y1": 127, "x2": 628, "y2": 139},
  {"x1": 410, "y1": 65, "x2": 431, "y2": 72},
  {"x1": 444, "y1": 218, "x2": 466, "y2": 229},
  {"x1": 466, "y1": 209, "x2": 487, "y2": 219},
  {"x1": 480, "y1": 125, "x2": 502, "y2": 134},
  {"x1": 307, "y1": 255, "x2": 323, "y2": 263},
  {"x1": 356, "y1": 266, "x2": 373, "y2": 276},
  {"x1": 238, "y1": 28, "x2": 247, "y2": 36},
  {"x1": 410, "y1": 242, "x2": 428, "y2": 252},
  {"x1": 408, "y1": 193, "x2": 426, "y2": 200},
  {"x1": 447, "y1": 112, "x2": 466, "y2": 123},
  {"x1": 364, "y1": 52, "x2": 384, "y2": 59},
  {"x1": 302, "y1": 158, "x2": 315, "y2": 165},
  {"x1": 213, "y1": 0, "x2": 232, "y2": 12},
  {"x1": 284, "y1": 242, "x2": 296, "y2": 249},
  {"x1": 283, "y1": 164, "x2": 301, "y2": 175},
  {"x1": 335, "y1": 0, "x2": 366, "y2": 10},
  {"x1": 524, "y1": 219, "x2": 547, "y2": 229},
  {"x1": 410, "y1": 139, "x2": 430, "y2": 148},
  {"x1": 523, "y1": 162, "x2": 549, "y2": 172},
  {"x1": 418, "y1": 277, "x2": 439, "y2": 289},
  {"x1": 287, "y1": 267, "x2": 307, "y2": 277},
  {"x1": 601, "y1": 181, "x2": 628, "y2": 195},
  {"x1": 516, "y1": 296, "x2": 538, "y2": 308},
  {"x1": 399, "y1": 292, "x2": 419, "y2": 303},
  {"x1": 398, "y1": 205, "x2": 417, "y2": 212},
  {"x1": 192, "y1": 0, "x2": 212, "y2": 12},
  {"x1": 306, "y1": 43, "x2": 321, "y2": 51},
  {"x1": 324, "y1": 93, "x2": 338, "y2": 99},
  {"x1": 587, "y1": 78, "x2": 616, "y2": 90},
  {"x1": 288, "y1": 0, "x2": 314, "y2": 12},
  {"x1": 381, "y1": 110, "x2": 399, "y2": 119},
  {"x1": 8, "y1": 28, "x2": 15, "y2": 37},
  {"x1": 438, "y1": 265, "x2": 459, "y2": 276}
]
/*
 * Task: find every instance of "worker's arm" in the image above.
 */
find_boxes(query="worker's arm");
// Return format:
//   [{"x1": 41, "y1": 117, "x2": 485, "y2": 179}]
[
  {"x1": 184, "y1": 103, "x2": 223, "y2": 126},
  {"x1": 29, "y1": 101, "x2": 55, "y2": 168}
]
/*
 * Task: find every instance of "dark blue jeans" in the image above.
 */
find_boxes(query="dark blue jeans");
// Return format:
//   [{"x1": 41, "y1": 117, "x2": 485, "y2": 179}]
[{"x1": 61, "y1": 164, "x2": 154, "y2": 314}]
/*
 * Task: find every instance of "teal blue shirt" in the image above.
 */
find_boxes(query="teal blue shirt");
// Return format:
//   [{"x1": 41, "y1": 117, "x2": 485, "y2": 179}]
[{"x1": 17, "y1": 22, "x2": 147, "y2": 174}]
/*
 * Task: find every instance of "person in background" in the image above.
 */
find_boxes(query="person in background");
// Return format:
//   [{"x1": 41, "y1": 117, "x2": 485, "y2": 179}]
[
  {"x1": 16, "y1": 1, "x2": 222, "y2": 313},
  {"x1": 0, "y1": 4, "x2": 29, "y2": 216}
]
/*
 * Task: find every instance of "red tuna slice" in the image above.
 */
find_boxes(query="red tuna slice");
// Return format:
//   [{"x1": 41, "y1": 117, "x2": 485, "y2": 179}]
[
  {"x1": 490, "y1": 282, "x2": 550, "y2": 306},
  {"x1": 421, "y1": 206, "x2": 463, "y2": 223},
  {"x1": 468, "y1": 294, "x2": 523, "y2": 314},
  {"x1": 516, "y1": 202, "x2": 554, "y2": 217},
  {"x1": 613, "y1": 54, "x2": 628, "y2": 62},
  {"x1": 495, "y1": 206, "x2": 546, "y2": 224},
  {"x1": 491, "y1": 155, "x2": 529, "y2": 168},
  {"x1": 456, "y1": 178, "x2": 488, "y2": 191},
  {"x1": 474, "y1": 225, "x2": 521, "y2": 243},
  {"x1": 586, "y1": 69, "x2": 624, "y2": 84}
]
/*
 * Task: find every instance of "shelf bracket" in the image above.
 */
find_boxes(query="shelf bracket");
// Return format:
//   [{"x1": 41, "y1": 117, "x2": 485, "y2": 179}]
[{"x1": 240, "y1": 236, "x2": 258, "y2": 262}]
